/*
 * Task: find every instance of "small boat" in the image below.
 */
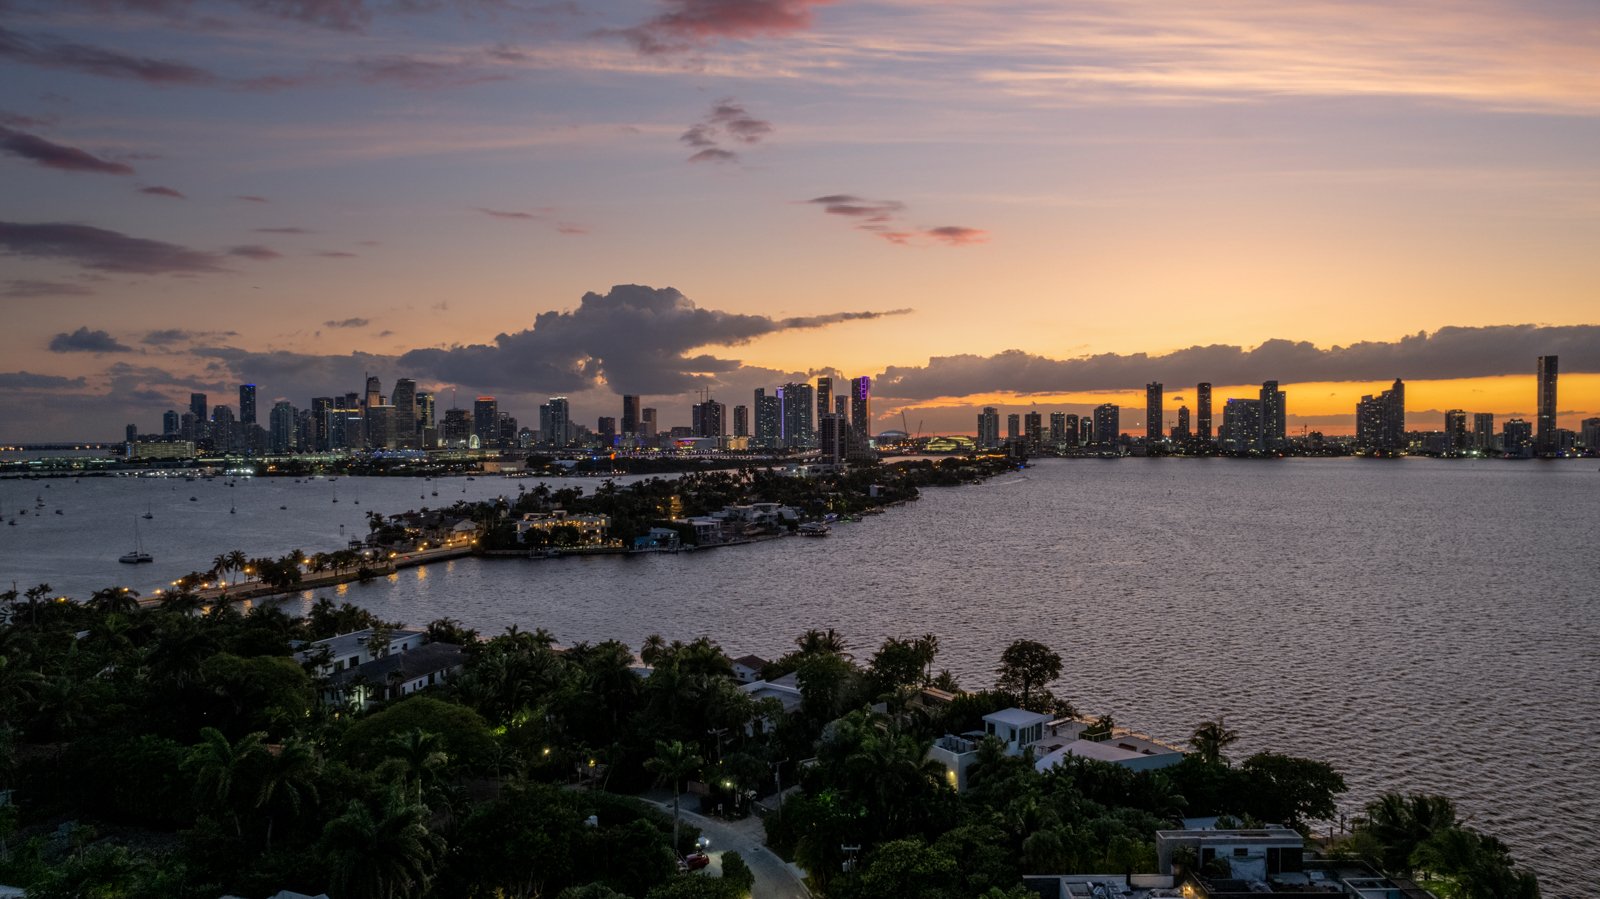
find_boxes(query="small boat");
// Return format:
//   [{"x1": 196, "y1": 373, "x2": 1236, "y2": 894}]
[
  {"x1": 142, "y1": 504, "x2": 153, "y2": 520},
  {"x1": 189, "y1": 496, "x2": 198, "y2": 502},
  {"x1": 798, "y1": 522, "x2": 831, "y2": 537},
  {"x1": 229, "y1": 503, "x2": 236, "y2": 514},
  {"x1": 54, "y1": 509, "x2": 63, "y2": 515},
  {"x1": 279, "y1": 504, "x2": 288, "y2": 510},
  {"x1": 120, "y1": 516, "x2": 153, "y2": 564}
]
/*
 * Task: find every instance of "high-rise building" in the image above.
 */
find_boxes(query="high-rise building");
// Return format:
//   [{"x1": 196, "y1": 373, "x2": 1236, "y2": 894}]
[
  {"x1": 1049, "y1": 412, "x2": 1067, "y2": 443},
  {"x1": 1503, "y1": 418, "x2": 1533, "y2": 455},
  {"x1": 1536, "y1": 355, "x2": 1559, "y2": 453},
  {"x1": 641, "y1": 407, "x2": 657, "y2": 438},
  {"x1": 1196, "y1": 383, "x2": 1213, "y2": 441},
  {"x1": 850, "y1": 376, "x2": 871, "y2": 441},
  {"x1": 441, "y1": 408, "x2": 472, "y2": 446},
  {"x1": 473, "y1": 397, "x2": 499, "y2": 448},
  {"x1": 311, "y1": 397, "x2": 334, "y2": 451},
  {"x1": 816, "y1": 377, "x2": 833, "y2": 426},
  {"x1": 835, "y1": 395, "x2": 848, "y2": 417},
  {"x1": 1473, "y1": 413, "x2": 1495, "y2": 451},
  {"x1": 1092, "y1": 404, "x2": 1120, "y2": 447},
  {"x1": 162, "y1": 409, "x2": 180, "y2": 435},
  {"x1": 977, "y1": 407, "x2": 1000, "y2": 448},
  {"x1": 1444, "y1": 410, "x2": 1468, "y2": 453},
  {"x1": 1145, "y1": 382, "x2": 1163, "y2": 442},
  {"x1": 124, "y1": 423, "x2": 137, "y2": 443},
  {"x1": 733, "y1": 405, "x2": 749, "y2": 437},
  {"x1": 209, "y1": 405, "x2": 233, "y2": 452},
  {"x1": 1023, "y1": 411, "x2": 1042, "y2": 447},
  {"x1": 1259, "y1": 380, "x2": 1286, "y2": 451},
  {"x1": 778, "y1": 383, "x2": 814, "y2": 448},
  {"x1": 818, "y1": 412, "x2": 847, "y2": 464},
  {"x1": 1579, "y1": 417, "x2": 1600, "y2": 451},
  {"x1": 597, "y1": 417, "x2": 617, "y2": 446},
  {"x1": 238, "y1": 384, "x2": 257, "y2": 425},
  {"x1": 1062, "y1": 413, "x2": 1080, "y2": 447},
  {"x1": 365, "y1": 376, "x2": 382, "y2": 410},
  {"x1": 622, "y1": 395, "x2": 641, "y2": 437},
  {"x1": 1006, "y1": 413, "x2": 1020, "y2": 441},
  {"x1": 391, "y1": 378, "x2": 418, "y2": 448},
  {"x1": 1221, "y1": 399, "x2": 1262, "y2": 453},
  {"x1": 268, "y1": 400, "x2": 295, "y2": 454},
  {"x1": 692, "y1": 398, "x2": 726, "y2": 438},
  {"x1": 1174, "y1": 406, "x2": 1191, "y2": 440},
  {"x1": 366, "y1": 404, "x2": 395, "y2": 449},
  {"x1": 417, "y1": 393, "x2": 436, "y2": 447},
  {"x1": 189, "y1": 392, "x2": 208, "y2": 422},
  {"x1": 1356, "y1": 379, "x2": 1405, "y2": 451},
  {"x1": 1080, "y1": 416, "x2": 1092, "y2": 444},
  {"x1": 498, "y1": 413, "x2": 519, "y2": 448},
  {"x1": 754, "y1": 389, "x2": 781, "y2": 448}
]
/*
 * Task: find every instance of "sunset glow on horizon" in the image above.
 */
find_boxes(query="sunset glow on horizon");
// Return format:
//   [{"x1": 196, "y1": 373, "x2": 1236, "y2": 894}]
[{"x1": 3, "y1": 0, "x2": 1598, "y2": 440}]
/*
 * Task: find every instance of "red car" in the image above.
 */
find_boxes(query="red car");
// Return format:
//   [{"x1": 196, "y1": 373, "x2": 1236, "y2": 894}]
[{"x1": 682, "y1": 853, "x2": 711, "y2": 871}]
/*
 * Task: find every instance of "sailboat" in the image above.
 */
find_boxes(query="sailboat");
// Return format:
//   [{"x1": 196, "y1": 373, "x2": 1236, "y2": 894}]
[
  {"x1": 332, "y1": 485, "x2": 339, "y2": 504},
  {"x1": 142, "y1": 503, "x2": 154, "y2": 520},
  {"x1": 119, "y1": 516, "x2": 153, "y2": 564}
]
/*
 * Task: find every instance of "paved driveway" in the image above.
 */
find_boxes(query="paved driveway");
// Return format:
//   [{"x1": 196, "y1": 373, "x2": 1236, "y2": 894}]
[{"x1": 639, "y1": 796, "x2": 810, "y2": 899}]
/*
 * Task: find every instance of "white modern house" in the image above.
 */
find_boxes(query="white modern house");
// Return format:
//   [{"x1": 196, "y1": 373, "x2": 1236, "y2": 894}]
[
  {"x1": 294, "y1": 627, "x2": 428, "y2": 678},
  {"x1": 929, "y1": 709, "x2": 1185, "y2": 792}
]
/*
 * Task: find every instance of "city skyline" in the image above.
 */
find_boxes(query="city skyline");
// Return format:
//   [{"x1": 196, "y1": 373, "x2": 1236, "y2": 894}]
[{"x1": 3, "y1": 2, "x2": 1600, "y2": 439}]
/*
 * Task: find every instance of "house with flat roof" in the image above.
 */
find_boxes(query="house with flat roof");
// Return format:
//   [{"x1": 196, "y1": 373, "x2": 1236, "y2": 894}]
[
  {"x1": 930, "y1": 709, "x2": 1186, "y2": 793},
  {"x1": 323, "y1": 642, "x2": 465, "y2": 711},
  {"x1": 294, "y1": 627, "x2": 427, "y2": 678}
]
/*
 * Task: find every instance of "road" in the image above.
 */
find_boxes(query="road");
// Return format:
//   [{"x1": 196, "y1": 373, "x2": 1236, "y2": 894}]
[{"x1": 639, "y1": 795, "x2": 810, "y2": 899}]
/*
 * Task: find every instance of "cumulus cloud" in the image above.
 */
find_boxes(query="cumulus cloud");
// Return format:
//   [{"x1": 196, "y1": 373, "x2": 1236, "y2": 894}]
[
  {"x1": 49, "y1": 326, "x2": 132, "y2": 354},
  {"x1": 679, "y1": 97, "x2": 771, "y2": 163},
  {"x1": 139, "y1": 185, "x2": 185, "y2": 198},
  {"x1": 871, "y1": 325, "x2": 1600, "y2": 401},
  {"x1": 0, "y1": 371, "x2": 88, "y2": 389},
  {"x1": 388, "y1": 283, "x2": 907, "y2": 395},
  {"x1": 0, "y1": 221, "x2": 225, "y2": 274},
  {"x1": 0, "y1": 25, "x2": 219, "y2": 86},
  {"x1": 804, "y1": 195, "x2": 987, "y2": 247},
  {"x1": 2, "y1": 279, "x2": 95, "y2": 298},
  {"x1": 0, "y1": 124, "x2": 135, "y2": 175},
  {"x1": 624, "y1": 0, "x2": 835, "y2": 53},
  {"x1": 324, "y1": 317, "x2": 370, "y2": 328}
]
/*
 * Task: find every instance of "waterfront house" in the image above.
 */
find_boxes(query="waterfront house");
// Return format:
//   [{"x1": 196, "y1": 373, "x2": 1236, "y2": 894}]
[
  {"x1": 929, "y1": 709, "x2": 1184, "y2": 793},
  {"x1": 514, "y1": 510, "x2": 611, "y2": 545},
  {"x1": 322, "y1": 642, "x2": 465, "y2": 712},
  {"x1": 295, "y1": 627, "x2": 427, "y2": 678},
  {"x1": 730, "y1": 654, "x2": 769, "y2": 685}
]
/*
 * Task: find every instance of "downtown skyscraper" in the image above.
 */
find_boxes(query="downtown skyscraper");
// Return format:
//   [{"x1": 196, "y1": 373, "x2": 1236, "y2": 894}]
[{"x1": 1536, "y1": 355, "x2": 1558, "y2": 453}]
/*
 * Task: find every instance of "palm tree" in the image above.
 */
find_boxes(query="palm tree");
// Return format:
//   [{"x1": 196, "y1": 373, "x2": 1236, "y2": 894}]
[
  {"x1": 183, "y1": 727, "x2": 270, "y2": 836},
  {"x1": 321, "y1": 795, "x2": 443, "y2": 899},
  {"x1": 1362, "y1": 792, "x2": 1458, "y2": 878},
  {"x1": 1187, "y1": 718, "x2": 1240, "y2": 766},
  {"x1": 227, "y1": 549, "x2": 248, "y2": 584},
  {"x1": 86, "y1": 587, "x2": 139, "y2": 616},
  {"x1": 640, "y1": 633, "x2": 667, "y2": 666},
  {"x1": 796, "y1": 628, "x2": 846, "y2": 655},
  {"x1": 382, "y1": 728, "x2": 450, "y2": 805},
  {"x1": 256, "y1": 737, "x2": 321, "y2": 851},
  {"x1": 645, "y1": 739, "x2": 702, "y2": 857},
  {"x1": 212, "y1": 553, "x2": 232, "y2": 584}
]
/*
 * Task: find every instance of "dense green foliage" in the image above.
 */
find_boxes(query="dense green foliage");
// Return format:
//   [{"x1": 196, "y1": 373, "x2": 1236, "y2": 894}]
[{"x1": 0, "y1": 567, "x2": 1542, "y2": 899}]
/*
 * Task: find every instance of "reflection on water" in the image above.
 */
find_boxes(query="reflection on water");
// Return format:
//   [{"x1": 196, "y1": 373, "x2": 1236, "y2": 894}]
[
  {"x1": 288, "y1": 457, "x2": 1597, "y2": 889},
  {"x1": 5, "y1": 459, "x2": 1598, "y2": 888}
]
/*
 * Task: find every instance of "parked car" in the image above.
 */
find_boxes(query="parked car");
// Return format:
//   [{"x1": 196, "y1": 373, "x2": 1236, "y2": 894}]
[{"x1": 682, "y1": 852, "x2": 710, "y2": 871}]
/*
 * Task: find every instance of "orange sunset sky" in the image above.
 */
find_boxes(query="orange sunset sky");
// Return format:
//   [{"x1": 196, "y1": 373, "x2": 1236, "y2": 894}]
[{"x1": 2, "y1": 0, "x2": 1597, "y2": 439}]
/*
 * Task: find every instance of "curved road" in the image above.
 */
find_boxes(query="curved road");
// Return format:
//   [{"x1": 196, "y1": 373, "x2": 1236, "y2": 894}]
[{"x1": 640, "y1": 796, "x2": 810, "y2": 899}]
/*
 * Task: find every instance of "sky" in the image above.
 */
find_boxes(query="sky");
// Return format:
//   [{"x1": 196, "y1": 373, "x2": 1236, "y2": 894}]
[{"x1": 2, "y1": 0, "x2": 1598, "y2": 441}]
